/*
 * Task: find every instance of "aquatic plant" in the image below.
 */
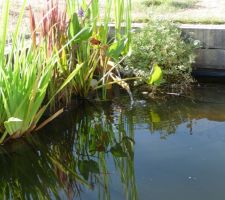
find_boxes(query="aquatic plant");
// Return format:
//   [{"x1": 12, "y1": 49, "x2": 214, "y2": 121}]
[
  {"x1": 0, "y1": 0, "x2": 134, "y2": 144},
  {"x1": 0, "y1": 0, "x2": 82, "y2": 143},
  {"x1": 65, "y1": 0, "x2": 132, "y2": 99},
  {"x1": 28, "y1": 0, "x2": 133, "y2": 103},
  {"x1": 28, "y1": 0, "x2": 73, "y2": 111}
]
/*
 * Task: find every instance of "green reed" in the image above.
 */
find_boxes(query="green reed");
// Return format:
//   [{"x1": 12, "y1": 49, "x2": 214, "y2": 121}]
[
  {"x1": 66, "y1": 0, "x2": 132, "y2": 99},
  {"x1": 0, "y1": 0, "x2": 83, "y2": 143}
]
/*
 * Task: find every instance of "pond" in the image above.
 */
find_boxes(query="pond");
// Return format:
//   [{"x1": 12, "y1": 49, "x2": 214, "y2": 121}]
[{"x1": 1, "y1": 83, "x2": 225, "y2": 200}]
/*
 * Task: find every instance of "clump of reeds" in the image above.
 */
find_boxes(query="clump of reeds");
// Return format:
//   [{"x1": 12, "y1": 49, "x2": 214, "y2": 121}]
[{"x1": 0, "y1": 0, "x2": 132, "y2": 144}]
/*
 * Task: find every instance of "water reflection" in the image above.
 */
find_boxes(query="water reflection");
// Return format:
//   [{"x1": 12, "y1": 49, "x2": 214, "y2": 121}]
[
  {"x1": 1, "y1": 84, "x2": 225, "y2": 199},
  {"x1": 0, "y1": 101, "x2": 138, "y2": 200},
  {"x1": 118, "y1": 84, "x2": 225, "y2": 138}
]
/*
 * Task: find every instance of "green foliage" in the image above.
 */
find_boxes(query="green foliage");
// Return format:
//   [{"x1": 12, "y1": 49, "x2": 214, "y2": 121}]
[
  {"x1": 0, "y1": 46, "x2": 53, "y2": 140},
  {"x1": 0, "y1": 0, "x2": 133, "y2": 143},
  {"x1": 124, "y1": 20, "x2": 199, "y2": 87},
  {"x1": 0, "y1": 39, "x2": 82, "y2": 142},
  {"x1": 0, "y1": 0, "x2": 84, "y2": 143},
  {"x1": 66, "y1": 0, "x2": 132, "y2": 99}
]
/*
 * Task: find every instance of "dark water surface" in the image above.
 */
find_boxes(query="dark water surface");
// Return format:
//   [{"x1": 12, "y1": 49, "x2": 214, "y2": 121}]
[{"x1": 1, "y1": 84, "x2": 225, "y2": 200}]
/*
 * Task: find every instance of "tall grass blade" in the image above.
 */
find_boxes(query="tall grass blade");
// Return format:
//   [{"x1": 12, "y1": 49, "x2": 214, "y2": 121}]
[{"x1": 0, "y1": 0, "x2": 10, "y2": 66}]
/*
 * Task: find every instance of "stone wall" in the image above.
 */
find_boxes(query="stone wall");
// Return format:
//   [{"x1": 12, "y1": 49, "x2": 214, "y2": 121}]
[{"x1": 180, "y1": 24, "x2": 225, "y2": 70}]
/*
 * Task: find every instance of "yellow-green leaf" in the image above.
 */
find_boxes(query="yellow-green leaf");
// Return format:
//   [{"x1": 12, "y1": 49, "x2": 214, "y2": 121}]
[{"x1": 147, "y1": 64, "x2": 163, "y2": 86}]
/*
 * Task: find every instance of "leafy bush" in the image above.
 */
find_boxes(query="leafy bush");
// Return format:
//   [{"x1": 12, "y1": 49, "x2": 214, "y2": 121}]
[{"x1": 124, "y1": 20, "x2": 200, "y2": 87}]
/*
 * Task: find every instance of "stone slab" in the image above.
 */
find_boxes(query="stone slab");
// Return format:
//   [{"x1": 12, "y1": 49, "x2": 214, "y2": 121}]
[
  {"x1": 194, "y1": 49, "x2": 225, "y2": 69},
  {"x1": 180, "y1": 24, "x2": 225, "y2": 49}
]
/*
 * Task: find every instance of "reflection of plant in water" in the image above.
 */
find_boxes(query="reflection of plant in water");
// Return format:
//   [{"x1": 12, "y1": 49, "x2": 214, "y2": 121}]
[
  {"x1": 113, "y1": 112, "x2": 138, "y2": 200},
  {"x1": 147, "y1": 99, "x2": 196, "y2": 137},
  {"x1": 0, "y1": 101, "x2": 138, "y2": 200},
  {"x1": 0, "y1": 142, "x2": 75, "y2": 199},
  {"x1": 117, "y1": 96, "x2": 195, "y2": 139},
  {"x1": 73, "y1": 102, "x2": 138, "y2": 200},
  {"x1": 0, "y1": 134, "x2": 90, "y2": 200}
]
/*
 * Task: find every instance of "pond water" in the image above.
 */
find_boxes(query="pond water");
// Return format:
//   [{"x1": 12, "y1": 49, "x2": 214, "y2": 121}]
[{"x1": 1, "y1": 84, "x2": 225, "y2": 200}]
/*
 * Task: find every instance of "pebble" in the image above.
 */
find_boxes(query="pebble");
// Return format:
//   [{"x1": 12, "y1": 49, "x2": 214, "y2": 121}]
[{"x1": 142, "y1": 91, "x2": 148, "y2": 95}]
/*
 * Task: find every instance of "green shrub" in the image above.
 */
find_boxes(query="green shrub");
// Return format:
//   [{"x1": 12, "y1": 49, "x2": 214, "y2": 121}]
[
  {"x1": 142, "y1": 0, "x2": 163, "y2": 7},
  {"x1": 124, "y1": 20, "x2": 200, "y2": 87}
]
